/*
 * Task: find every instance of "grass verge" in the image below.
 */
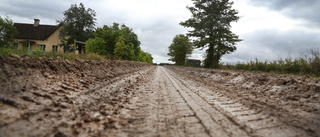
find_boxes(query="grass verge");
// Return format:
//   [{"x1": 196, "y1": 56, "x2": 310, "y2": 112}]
[
  {"x1": 220, "y1": 49, "x2": 320, "y2": 77},
  {"x1": 0, "y1": 47, "x2": 105, "y2": 61}
]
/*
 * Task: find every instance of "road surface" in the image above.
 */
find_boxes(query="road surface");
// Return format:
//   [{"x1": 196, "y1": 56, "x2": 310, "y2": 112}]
[
  {"x1": 0, "y1": 56, "x2": 319, "y2": 136},
  {"x1": 113, "y1": 66, "x2": 312, "y2": 137}
]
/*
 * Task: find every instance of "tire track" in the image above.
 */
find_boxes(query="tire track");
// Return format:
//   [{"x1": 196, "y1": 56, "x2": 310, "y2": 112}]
[
  {"x1": 164, "y1": 67, "x2": 309, "y2": 137},
  {"x1": 120, "y1": 67, "x2": 213, "y2": 137},
  {"x1": 161, "y1": 67, "x2": 248, "y2": 137}
]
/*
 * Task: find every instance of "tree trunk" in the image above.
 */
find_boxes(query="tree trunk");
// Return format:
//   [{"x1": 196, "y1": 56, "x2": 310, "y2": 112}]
[{"x1": 204, "y1": 44, "x2": 220, "y2": 68}]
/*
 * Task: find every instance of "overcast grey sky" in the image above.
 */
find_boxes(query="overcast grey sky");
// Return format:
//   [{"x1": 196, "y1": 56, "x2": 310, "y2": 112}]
[{"x1": 1, "y1": 0, "x2": 319, "y2": 64}]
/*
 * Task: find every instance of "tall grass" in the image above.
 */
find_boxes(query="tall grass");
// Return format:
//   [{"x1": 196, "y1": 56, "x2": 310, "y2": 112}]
[
  {"x1": 221, "y1": 48, "x2": 320, "y2": 77},
  {"x1": 0, "y1": 47, "x2": 27, "y2": 58},
  {"x1": 0, "y1": 47, "x2": 105, "y2": 61}
]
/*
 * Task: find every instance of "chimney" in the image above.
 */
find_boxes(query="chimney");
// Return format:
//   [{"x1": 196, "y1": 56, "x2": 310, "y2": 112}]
[{"x1": 34, "y1": 19, "x2": 40, "y2": 27}]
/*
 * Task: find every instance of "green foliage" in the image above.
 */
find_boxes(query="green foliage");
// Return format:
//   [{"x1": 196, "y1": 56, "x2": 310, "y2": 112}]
[
  {"x1": 118, "y1": 24, "x2": 141, "y2": 58},
  {"x1": 0, "y1": 16, "x2": 18, "y2": 47},
  {"x1": 221, "y1": 49, "x2": 320, "y2": 77},
  {"x1": 0, "y1": 47, "x2": 104, "y2": 61},
  {"x1": 86, "y1": 24, "x2": 118, "y2": 56},
  {"x1": 138, "y1": 49, "x2": 153, "y2": 64},
  {"x1": 86, "y1": 23, "x2": 141, "y2": 57},
  {"x1": 180, "y1": 0, "x2": 241, "y2": 68},
  {"x1": 86, "y1": 37, "x2": 107, "y2": 55},
  {"x1": 58, "y1": 3, "x2": 96, "y2": 51},
  {"x1": 167, "y1": 34, "x2": 193, "y2": 66},
  {"x1": 86, "y1": 23, "x2": 152, "y2": 63},
  {"x1": 114, "y1": 35, "x2": 135, "y2": 61},
  {"x1": 27, "y1": 48, "x2": 48, "y2": 58},
  {"x1": 0, "y1": 47, "x2": 26, "y2": 58}
]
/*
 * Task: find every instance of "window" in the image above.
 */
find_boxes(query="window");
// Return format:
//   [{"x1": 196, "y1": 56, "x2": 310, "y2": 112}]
[
  {"x1": 52, "y1": 45, "x2": 58, "y2": 53},
  {"x1": 37, "y1": 44, "x2": 46, "y2": 51},
  {"x1": 59, "y1": 31, "x2": 63, "y2": 39},
  {"x1": 13, "y1": 43, "x2": 18, "y2": 49}
]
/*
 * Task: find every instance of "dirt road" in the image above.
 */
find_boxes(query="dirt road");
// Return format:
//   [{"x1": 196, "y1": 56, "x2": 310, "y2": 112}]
[
  {"x1": 117, "y1": 66, "x2": 318, "y2": 137},
  {"x1": 0, "y1": 55, "x2": 319, "y2": 136}
]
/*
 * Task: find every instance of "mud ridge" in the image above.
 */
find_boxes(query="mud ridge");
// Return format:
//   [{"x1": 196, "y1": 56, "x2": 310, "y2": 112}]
[{"x1": 0, "y1": 54, "x2": 154, "y2": 136}]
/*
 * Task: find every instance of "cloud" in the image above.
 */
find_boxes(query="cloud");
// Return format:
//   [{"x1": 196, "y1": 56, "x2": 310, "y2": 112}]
[
  {"x1": 222, "y1": 29, "x2": 320, "y2": 64},
  {"x1": 0, "y1": 0, "x2": 67, "y2": 22},
  {"x1": 220, "y1": 0, "x2": 320, "y2": 64},
  {"x1": 247, "y1": 0, "x2": 320, "y2": 28}
]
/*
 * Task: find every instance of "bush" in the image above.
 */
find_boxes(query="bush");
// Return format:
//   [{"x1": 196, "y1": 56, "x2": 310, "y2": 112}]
[
  {"x1": 220, "y1": 48, "x2": 320, "y2": 77},
  {"x1": 0, "y1": 47, "x2": 27, "y2": 57}
]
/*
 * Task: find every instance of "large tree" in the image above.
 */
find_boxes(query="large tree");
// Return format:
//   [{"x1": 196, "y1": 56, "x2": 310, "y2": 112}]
[
  {"x1": 180, "y1": 0, "x2": 241, "y2": 68},
  {"x1": 58, "y1": 3, "x2": 96, "y2": 51},
  {"x1": 168, "y1": 34, "x2": 193, "y2": 65},
  {"x1": 0, "y1": 16, "x2": 18, "y2": 47}
]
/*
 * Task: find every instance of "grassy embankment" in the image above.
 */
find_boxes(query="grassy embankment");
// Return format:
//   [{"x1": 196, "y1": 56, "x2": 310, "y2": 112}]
[
  {"x1": 0, "y1": 48, "x2": 105, "y2": 61},
  {"x1": 220, "y1": 49, "x2": 320, "y2": 77}
]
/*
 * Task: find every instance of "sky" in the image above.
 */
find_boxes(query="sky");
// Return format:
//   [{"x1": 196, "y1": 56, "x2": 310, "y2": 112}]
[{"x1": 1, "y1": 0, "x2": 319, "y2": 64}]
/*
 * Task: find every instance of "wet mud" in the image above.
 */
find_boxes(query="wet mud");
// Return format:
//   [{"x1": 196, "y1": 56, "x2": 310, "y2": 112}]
[{"x1": 0, "y1": 54, "x2": 319, "y2": 137}]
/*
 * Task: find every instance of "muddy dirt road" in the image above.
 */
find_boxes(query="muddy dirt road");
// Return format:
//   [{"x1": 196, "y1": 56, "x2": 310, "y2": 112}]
[
  {"x1": 0, "y1": 55, "x2": 319, "y2": 136},
  {"x1": 118, "y1": 67, "x2": 319, "y2": 137}
]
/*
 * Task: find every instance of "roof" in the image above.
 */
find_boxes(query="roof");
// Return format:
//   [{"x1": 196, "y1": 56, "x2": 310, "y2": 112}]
[
  {"x1": 187, "y1": 59, "x2": 201, "y2": 62},
  {"x1": 13, "y1": 23, "x2": 59, "y2": 40}
]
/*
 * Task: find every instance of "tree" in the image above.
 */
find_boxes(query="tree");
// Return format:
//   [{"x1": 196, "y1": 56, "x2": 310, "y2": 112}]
[
  {"x1": 86, "y1": 23, "x2": 141, "y2": 59},
  {"x1": 145, "y1": 52, "x2": 153, "y2": 64},
  {"x1": 138, "y1": 49, "x2": 153, "y2": 64},
  {"x1": 58, "y1": 3, "x2": 96, "y2": 51},
  {"x1": 0, "y1": 16, "x2": 18, "y2": 47},
  {"x1": 85, "y1": 37, "x2": 107, "y2": 55},
  {"x1": 168, "y1": 34, "x2": 193, "y2": 66},
  {"x1": 114, "y1": 35, "x2": 136, "y2": 61},
  {"x1": 86, "y1": 23, "x2": 152, "y2": 63},
  {"x1": 120, "y1": 24, "x2": 141, "y2": 59},
  {"x1": 180, "y1": 0, "x2": 241, "y2": 68},
  {"x1": 87, "y1": 23, "x2": 120, "y2": 56}
]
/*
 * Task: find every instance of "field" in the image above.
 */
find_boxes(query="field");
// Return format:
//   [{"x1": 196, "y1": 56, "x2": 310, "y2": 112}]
[{"x1": 0, "y1": 54, "x2": 319, "y2": 136}]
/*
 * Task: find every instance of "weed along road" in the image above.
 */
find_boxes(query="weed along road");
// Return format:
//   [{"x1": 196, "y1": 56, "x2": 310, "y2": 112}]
[{"x1": 0, "y1": 55, "x2": 319, "y2": 136}]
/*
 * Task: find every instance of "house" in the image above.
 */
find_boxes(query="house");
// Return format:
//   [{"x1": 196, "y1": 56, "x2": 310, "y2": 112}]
[
  {"x1": 185, "y1": 59, "x2": 201, "y2": 67},
  {"x1": 13, "y1": 19, "x2": 85, "y2": 54},
  {"x1": 13, "y1": 19, "x2": 64, "y2": 53}
]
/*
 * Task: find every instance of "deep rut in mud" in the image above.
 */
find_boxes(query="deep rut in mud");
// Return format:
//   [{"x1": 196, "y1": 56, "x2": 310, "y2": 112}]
[{"x1": 0, "y1": 55, "x2": 319, "y2": 137}]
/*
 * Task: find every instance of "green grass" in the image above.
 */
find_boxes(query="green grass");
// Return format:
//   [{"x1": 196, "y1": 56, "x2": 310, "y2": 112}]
[
  {"x1": 0, "y1": 47, "x2": 105, "y2": 61},
  {"x1": 0, "y1": 47, "x2": 26, "y2": 58},
  {"x1": 220, "y1": 49, "x2": 320, "y2": 77}
]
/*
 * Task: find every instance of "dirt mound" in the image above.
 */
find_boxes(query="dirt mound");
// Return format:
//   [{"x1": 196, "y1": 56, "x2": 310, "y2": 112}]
[
  {"x1": 166, "y1": 66, "x2": 320, "y2": 136},
  {"x1": 0, "y1": 54, "x2": 153, "y2": 136}
]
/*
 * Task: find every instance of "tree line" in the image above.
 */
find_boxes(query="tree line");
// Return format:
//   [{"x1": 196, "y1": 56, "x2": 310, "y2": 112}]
[{"x1": 0, "y1": 3, "x2": 153, "y2": 64}]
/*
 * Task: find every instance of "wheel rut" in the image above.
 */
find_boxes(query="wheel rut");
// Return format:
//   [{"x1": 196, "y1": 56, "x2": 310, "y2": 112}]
[
  {"x1": 122, "y1": 66, "x2": 310, "y2": 137},
  {"x1": 165, "y1": 66, "x2": 311, "y2": 137},
  {"x1": 120, "y1": 67, "x2": 250, "y2": 137},
  {"x1": 162, "y1": 67, "x2": 248, "y2": 137}
]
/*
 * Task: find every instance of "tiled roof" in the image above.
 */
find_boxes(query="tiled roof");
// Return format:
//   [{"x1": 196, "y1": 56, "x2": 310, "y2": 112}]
[{"x1": 14, "y1": 23, "x2": 59, "y2": 40}]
